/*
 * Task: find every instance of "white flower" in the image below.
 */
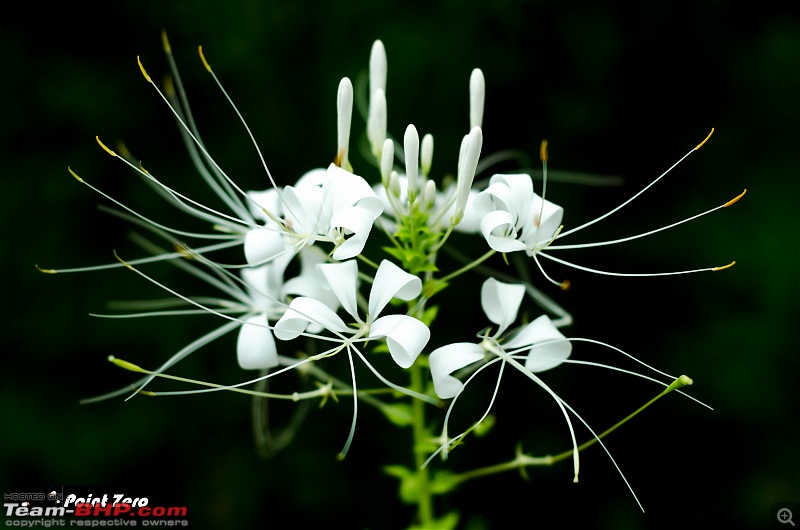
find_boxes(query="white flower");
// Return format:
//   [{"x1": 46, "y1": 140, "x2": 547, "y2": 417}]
[
  {"x1": 429, "y1": 277, "x2": 570, "y2": 400},
  {"x1": 428, "y1": 276, "x2": 579, "y2": 480},
  {"x1": 263, "y1": 163, "x2": 384, "y2": 261},
  {"x1": 471, "y1": 132, "x2": 744, "y2": 287},
  {"x1": 274, "y1": 259, "x2": 429, "y2": 369},
  {"x1": 237, "y1": 246, "x2": 339, "y2": 370},
  {"x1": 473, "y1": 173, "x2": 563, "y2": 255}
]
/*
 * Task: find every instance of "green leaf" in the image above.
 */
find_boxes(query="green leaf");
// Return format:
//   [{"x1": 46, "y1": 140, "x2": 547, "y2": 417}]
[
  {"x1": 380, "y1": 403, "x2": 414, "y2": 427},
  {"x1": 472, "y1": 413, "x2": 496, "y2": 438},
  {"x1": 382, "y1": 246, "x2": 407, "y2": 263},
  {"x1": 430, "y1": 470, "x2": 462, "y2": 495},
  {"x1": 422, "y1": 278, "x2": 449, "y2": 298},
  {"x1": 383, "y1": 465, "x2": 420, "y2": 504},
  {"x1": 419, "y1": 305, "x2": 439, "y2": 327}
]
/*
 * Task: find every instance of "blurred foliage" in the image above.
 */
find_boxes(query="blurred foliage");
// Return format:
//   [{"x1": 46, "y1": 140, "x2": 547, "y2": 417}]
[{"x1": 2, "y1": 1, "x2": 798, "y2": 528}]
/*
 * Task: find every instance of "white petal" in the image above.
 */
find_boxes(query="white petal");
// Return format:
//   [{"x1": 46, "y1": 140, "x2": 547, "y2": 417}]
[
  {"x1": 428, "y1": 342, "x2": 485, "y2": 399},
  {"x1": 370, "y1": 314, "x2": 429, "y2": 369},
  {"x1": 244, "y1": 228, "x2": 285, "y2": 266},
  {"x1": 282, "y1": 247, "x2": 340, "y2": 310},
  {"x1": 329, "y1": 206, "x2": 376, "y2": 261},
  {"x1": 295, "y1": 168, "x2": 327, "y2": 188},
  {"x1": 318, "y1": 260, "x2": 360, "y2": 322},
  {"x1": 368, "y1": 260, "x2": 422, "y2": 320},
  {"x1": 236, "y1": 314, "x2": 279, "y2": 370},
  {"x1": 480, "y1": 210, "x2": 528, "y2": 253},
  {"x1": 520, "y1": 195, "x2": 564, "y2": 249},
  {"x1": 323, "y1": 164, "x2": 383, "y2": 218},
  {"x1": 480, "y1": 278, "x2": 525, "y2": 337},
  {"x1": 282, "y1": 184, "x2": 323, "y2": 236},
  {"x1": 503, "y1": 315, "x2": 571, "y2": 372},
  {"x1": 494, "y1": 174, "x2": 535, "y2": 220},
  {"x1": 273, "y1": 297, "x2": 349, "y2": 341},
  {"x1": 246, "y1": 188, "x2": 282, "y2": 223}
]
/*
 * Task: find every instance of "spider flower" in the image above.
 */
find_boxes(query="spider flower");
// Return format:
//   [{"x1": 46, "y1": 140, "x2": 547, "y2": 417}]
[
  {"x1": 471, "y1": 134, "x2": 745, "y2": 287},
  {"x1": 274, "y1": 259, "x2": 429, "y2": 370}
]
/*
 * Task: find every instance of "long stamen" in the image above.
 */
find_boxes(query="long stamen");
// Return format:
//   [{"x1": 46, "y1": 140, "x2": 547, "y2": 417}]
[
  {"x1": 95, "y1": 136, "x2": 257, "y2": 233},
  {"x1": 555, "y1": 397, "x2": 643, "y2": 511},
  {"x1": 337, "y1": 345, "x2": 359, "y2": 460},
  {"x1": 161, "y1": 32, "x2": 253, "y2": 222},
  {"x1": 108, "y1": 355, "x2": 330, "y2": 401},
  {"x1": 532, "y1": 139, "x2": 549, "y2": 246},
  {"x1": 558, "y1": 128, "x2": 716, "y2": 239},
  {"x1": 138, "y1": 53, "x2": 283, "y2": 224},
  {"x1": 531, "y1": 253, "x2": 570, "y2": 290},
  {"x1": 538, "y1": 250, "x2": 736, "y2": 277},
  {"x1": 36, "y1": 239, "x2": 239, "y2": 275},
  {"x1": 67, "y1": 167, "x2": 236, "y2": 241},
  {"x1": 112, "y1": 250, "x2": 266, "y2": 328},
  {"x1": 500, "y1": 353, "x2": 581, "y2": 483},
  {"x1": 548, "y1": 189, "x2": 747, "y2": 250}
]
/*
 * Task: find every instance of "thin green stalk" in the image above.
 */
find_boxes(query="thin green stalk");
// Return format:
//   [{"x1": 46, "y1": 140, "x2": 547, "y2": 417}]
[
  {"x1": 438, "y1": 249, "x2": 496, "y2": 284},
  {"x1": 450, "y1": 375, "x2": 693, "y2": 486},
  {"x1": 409, "y1": 360, "x2": 434, "y2": 527}
]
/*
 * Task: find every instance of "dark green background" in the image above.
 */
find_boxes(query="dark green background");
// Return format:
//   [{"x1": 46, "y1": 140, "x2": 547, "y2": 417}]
[{"x1": 3, "y1": 1, "x2": 797, "y2": 528}]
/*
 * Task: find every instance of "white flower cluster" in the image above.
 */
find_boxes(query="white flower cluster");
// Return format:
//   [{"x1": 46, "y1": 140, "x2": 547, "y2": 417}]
[{"x1": 43, "y1": 34, "x2": 744, "y2": 509}]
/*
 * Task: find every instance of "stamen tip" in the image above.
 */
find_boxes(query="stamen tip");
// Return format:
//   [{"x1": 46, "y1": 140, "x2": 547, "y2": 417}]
[
  {"x1": 112, "y1": 250, "x2": 134, "y2": 271},
  {"x1": 108, "y1": 356, "x2": 145, "y2": 374},
  {"x1": 137, "y1": 56, "x2": 152, "y2": 83},
  {"x1": 540, "y1": 139, "x2": 548, "y2": 163},
  {"x1": 35, "y1": 264, "x2": 57, "y2": 274},
  {"x1": 724, "y1": 189, "x2": 747, "y2": 207},
  {"x1": 163, "y1": 75, "x2": 176, "y2": 97},
  {"x1": 560, "y1": 279, "x2": 571, "y2": 291},
  {"x1": 694, "y1": 128, "x2": 714, "y2": 150},
  {"x1": 198, "y1": 45, "x2": 212, "y2": 73},
  {"x1": 712, "y1": 261, "x2": 735, "y2": 271},
  {"x1": 96, "y1": 136, "x2": 117, "y2": 157},
  {"x1": 67, "y1": 166, "x2": 84, "y2": 183},
  {"x1": 160, "y1": 29, "x2": 171, "y2": 54}
]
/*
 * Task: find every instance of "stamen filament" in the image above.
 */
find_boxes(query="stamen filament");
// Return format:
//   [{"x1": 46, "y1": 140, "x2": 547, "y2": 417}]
[
  {"x1": 538, "y1": 251, "x2": 734, "y2": 277},
  {"x1": 558, "y1": 130, "x2": 715, "y2": 240},
  {"x1": 548, "y1": 190, "x2": 746, "y2": 250}
]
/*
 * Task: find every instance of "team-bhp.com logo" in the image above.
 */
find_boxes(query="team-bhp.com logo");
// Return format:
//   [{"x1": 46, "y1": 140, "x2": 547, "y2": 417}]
[{"x1": 4, "y1": 490, "x2": 189, "y2": 527}]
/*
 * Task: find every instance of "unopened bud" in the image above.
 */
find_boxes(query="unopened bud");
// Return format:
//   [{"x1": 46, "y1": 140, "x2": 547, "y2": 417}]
[
  {"x1": 424, "y1": 179, "x2": 436, "y2": 209},
  {"x1": 404, "y1": 124, "x2": 420, "y2": 202},
  {"x1": 469, "y1": 68, "x2": 485, "y2": 129},
  {"x1": 336, "y1": 77, "x2": 353, "y2": 170},
  {"x1": 380, "y1": 138, "x2": 394, "y2": 187},
  {"x1": 421, "y1": 133, "x2": 434, "y2": 177}
]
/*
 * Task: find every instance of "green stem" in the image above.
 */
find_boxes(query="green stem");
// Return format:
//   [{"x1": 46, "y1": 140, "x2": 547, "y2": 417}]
[
  {"x1": 409, "y1": 360, "x2": 434, "y2": 527},
  {"x1": 548, "y1": 375, "x2": 693, "y2": 464},
  {"x1": 438, "y1": 249, "x2": 496, "y2": 284},
  {"x1": 450, "y1": 375, "x2": 693, "y2": 485}
]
